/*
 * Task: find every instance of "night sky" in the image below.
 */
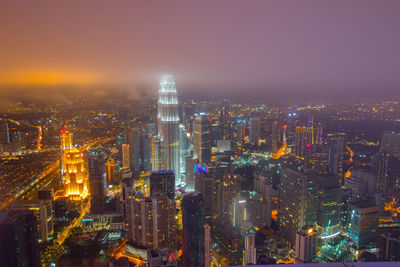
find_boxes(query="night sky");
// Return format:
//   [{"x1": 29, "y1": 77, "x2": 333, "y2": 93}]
[{"x1": 1, "y1": 0, "x2": 400, "y2": 100}]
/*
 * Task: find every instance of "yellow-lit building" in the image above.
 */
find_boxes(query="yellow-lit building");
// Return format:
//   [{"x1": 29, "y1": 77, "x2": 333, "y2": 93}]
[
  {"x1": 64, "y1": 147, "x2": 88, "y2": 199},
  {"x1": 60, "y1": 129, "x2": 88, "y2": 199}
]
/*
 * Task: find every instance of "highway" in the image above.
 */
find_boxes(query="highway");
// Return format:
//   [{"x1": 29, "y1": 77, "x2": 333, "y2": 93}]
[{"x1": 0, "y1": 136, "x2": 115, "y2": 210}]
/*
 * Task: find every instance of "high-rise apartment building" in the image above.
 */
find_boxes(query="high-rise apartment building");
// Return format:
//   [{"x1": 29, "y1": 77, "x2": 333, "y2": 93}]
[
  {"x1": 279, "y1": 167, "x2": 318, "y2": 244},
  {"x1": 243, "y1": 228, "x2": 256, "y2": 265},
  {"x1": 295, "y1": 226, "x2": 317, "y2": 263},
  {"x1": 126, "y1": 193, "x2": 176, "y2": 251}
]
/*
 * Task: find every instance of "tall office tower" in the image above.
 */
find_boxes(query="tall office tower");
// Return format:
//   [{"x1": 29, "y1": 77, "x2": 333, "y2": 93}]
[
  {"x1": 232, "y1": 195, "x2": 250, "y2": 233},
  {"x1": 253, "y1": 175, "x2": 273, "y2": 201},
  {"x1": 0, "y1": 210, "x2": 40, "y2": 267},
  {"x1": 157, "y1": 75, "x2": 181, "y2": 183},
  {"x1": 215, "y1": 174, "x2": 241, "y2": 217},
  {"x1": 212, "y1": 218, "x2": 243, "y2": 266},
  {"x1": 375, "y1": 152, "x2": 388, "y2": 197},
  {"x1": 193, "y1": 114, "x2": 211, "y2": 164},
  {"x1": 121, "y1": 177, "x2": 134, "y2": 220},
  {"x1": 210, "y1": 122, "x2": 223, "y2": 147},
  {"x1": 236, "y1": 120, "x2": 246, "y2": 146},
  {"x1": 249, "y1": 117, "x2": 260, "y2": 145},
  {"x1": 106, "y1": 157, "x2": 117, "y2": 184},
  {"x1": 151, "y1": 134, "x2": 162, "y2": 171},
  {"x1": 279, "y1": 168, "x2": 318, "y2": 244},
  {"x1": 295, "y1": 226, "x2": 317, "y2": 264},
  {"x1": 271, "y1": 120, "x2": 279, "y2": 152},
  {"x1": 185, "y1": 157, "x2": 198, "y2": 191},
  {"x1": 250, "y1": 175, "x2": 272, "y2": 228},
  {"x1": 0, "y1": 119, "x2": 10, "y2": 145},
  {"x1": 88, "y1": 152, "x2": 107, "y2": 213},
  {"x1": 141, "y1": 133, "x2": 153, "y2": 171},
  {"x1": 194, "y1": 164, "x2": 214, "y2": 223},
  {"x1": 11, "y1": 200, "x2": 53, "y2": 242},
  {"x1": 126, "y1": 193, "x2": 176, "y2": 251},
  {"x1": 243, "y1": 228, "x2": 257, "y2": 265},
  {"x1": 329, "y1": 140, "x2": 344, "y2": 180},
  {"x1": 128, "y1": 126, "x2": 141, "y2": 175},
  {"x1": 122, "y1": 144, "x2": 130, "y2": 170},
  {"x1": 249, "y1": 192, "x2": 272, "y2": 228},
  {"x1": 150, "y1": 171, "x2": 175, "y2": 200},
  {"x1": 182, "y1": 192, "x2": 205, "y2": 267},
  {"x1": 346, "y1": 200, "x2": 379, "y2": 249},
  {"x1": 316, "y1": 175, "x2": 342, "y2": 239},
  {"x1": 294, "y1": 126, "x2": 313, "y2": 158},
  {"x1": 204, "y1": 224, "x2": 211, "y2": 267},
  {"x1": 220, "y1": 100, "x2": 231, "y2": 140},
  {"x1": 380, "y1": 131, "x2": 400, "y2": 158},
  {"x1": 64, "y1": 147, "x2": 88, "y2": 199}
]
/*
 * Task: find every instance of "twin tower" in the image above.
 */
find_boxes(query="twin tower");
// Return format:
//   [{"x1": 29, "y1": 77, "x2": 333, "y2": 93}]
[{"x1": 156, "y1": 75, "x2": 181, "y2": 181}]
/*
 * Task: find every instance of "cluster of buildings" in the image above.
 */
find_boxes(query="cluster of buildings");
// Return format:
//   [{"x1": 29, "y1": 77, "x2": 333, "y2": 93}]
[{"x1": 1, "y1": 75, "x2": 400, "y2": 266}]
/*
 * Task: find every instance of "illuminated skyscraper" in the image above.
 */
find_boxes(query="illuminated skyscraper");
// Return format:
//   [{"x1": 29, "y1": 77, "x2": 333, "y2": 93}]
[
  {"x1": 64, "y1": 147, "x2": 88, "y2": 199},
  {"x1": 122, "y1": 144, "x2": 130, "y2": 170},
  {"x1": 106, "y1": 157, "x2": 117, "y2": 184},
  {"x1": 157, "y1": 75, "x2": 180, "y2": 184},
  {"x1": 60, "y1": 129, "x2": 73, "y2": 183}
]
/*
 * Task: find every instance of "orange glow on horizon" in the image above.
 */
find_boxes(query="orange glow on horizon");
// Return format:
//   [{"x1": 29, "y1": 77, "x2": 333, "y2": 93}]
[{"x1": 0, "y1": 70, "x2": 99, "y2": 86}]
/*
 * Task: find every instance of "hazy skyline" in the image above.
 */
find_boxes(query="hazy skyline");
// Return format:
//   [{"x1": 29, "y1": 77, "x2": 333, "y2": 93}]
[{"x1": 1, "y1": 0, "x2": 400, "y2": 100}]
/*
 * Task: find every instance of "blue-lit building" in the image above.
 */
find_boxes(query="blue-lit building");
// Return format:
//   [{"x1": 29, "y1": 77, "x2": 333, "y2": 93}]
[{"x1": 182, "y1": 192, "x2": 205, "y2": 267}]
